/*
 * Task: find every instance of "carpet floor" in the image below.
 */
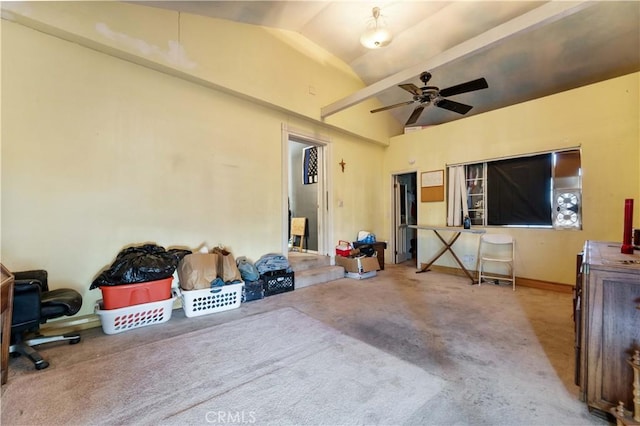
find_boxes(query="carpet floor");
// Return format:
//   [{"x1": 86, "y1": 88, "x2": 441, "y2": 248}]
[
  {"x1": 2, "y1": 263, "x2": 608, "y2": 426},
  {"x1": 2, "y1": 307, "x2": 444, "y2": 425}
]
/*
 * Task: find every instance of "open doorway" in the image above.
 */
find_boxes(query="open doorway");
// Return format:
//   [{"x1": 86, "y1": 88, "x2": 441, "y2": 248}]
[
  {"x1": 281, "y1": 126, "x2": 331, "y2": 256},
  {"x1": 392, "y1": 172, "x2": 418, "y2": 265},
  {"x1": 288, "y1": 139, "x2": 319, "y2": 252}
]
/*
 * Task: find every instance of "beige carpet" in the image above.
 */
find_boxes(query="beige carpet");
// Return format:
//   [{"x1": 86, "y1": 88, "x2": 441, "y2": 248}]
[{"x1": 1, "y1": 307, "x2": 444, "y2": 425}]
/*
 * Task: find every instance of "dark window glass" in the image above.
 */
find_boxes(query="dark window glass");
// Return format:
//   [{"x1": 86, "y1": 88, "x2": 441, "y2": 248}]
[{"x1": 487, "y1": 154, "x2": 552, "y2": 226}]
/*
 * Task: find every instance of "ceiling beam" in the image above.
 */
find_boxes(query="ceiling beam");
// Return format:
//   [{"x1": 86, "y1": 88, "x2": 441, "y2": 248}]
[{"x1": 321, "y1": 1, "x2": 594, "y2": 120}]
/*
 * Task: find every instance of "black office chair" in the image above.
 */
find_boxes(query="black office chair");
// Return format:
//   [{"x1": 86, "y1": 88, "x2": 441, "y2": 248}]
[{"x1": 10, "y1": 269, "x2": 83, "y2": 370}]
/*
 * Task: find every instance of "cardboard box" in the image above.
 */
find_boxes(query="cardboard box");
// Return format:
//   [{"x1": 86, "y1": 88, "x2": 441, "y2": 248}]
[
  {"x1": 404, "y1": 125, "x2": 429, "y2": 134},
  {"x1": 345, "y1": 271, "x2": 377, "y2": 280},
  {"x1": 335, "y1": 256, "x2": 380, "y2": 273}
]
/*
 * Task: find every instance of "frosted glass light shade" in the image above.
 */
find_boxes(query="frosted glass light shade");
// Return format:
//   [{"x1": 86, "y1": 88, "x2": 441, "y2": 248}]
[
  {"x1": 360, "y1": 7, "x2": 392, "y2": 49},
  {"x1": 360, "y1": 28, "x2": 392, "y2": 49}
]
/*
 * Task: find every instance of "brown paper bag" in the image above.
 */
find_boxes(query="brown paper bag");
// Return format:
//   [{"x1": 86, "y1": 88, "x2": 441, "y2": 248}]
[
  {"x1": 177, "y1": 253, "x2": 219, "y2": 291},
  {"x1": 212, "y1": 247, "x2": 242, "y2": 283}
]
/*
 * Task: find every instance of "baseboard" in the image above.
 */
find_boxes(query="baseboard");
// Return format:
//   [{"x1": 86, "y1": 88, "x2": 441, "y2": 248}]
[
  {"x1": 44, "y1": 266, "x2": 573, "y2": 332},
  {"x1": 42, "y1": 313, "x2": 103, "y2": 333},
  {"x1": 515, "y1": 277, "x2": 573, "y2": 294},
  {"x1": 425, "y1": 264, "x2": 573, "y2": 294}
]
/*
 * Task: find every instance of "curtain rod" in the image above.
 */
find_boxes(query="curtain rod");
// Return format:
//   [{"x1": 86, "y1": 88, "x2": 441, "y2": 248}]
[{"x1": 446, "y1": 145, "x2": 581, "y2": 167}]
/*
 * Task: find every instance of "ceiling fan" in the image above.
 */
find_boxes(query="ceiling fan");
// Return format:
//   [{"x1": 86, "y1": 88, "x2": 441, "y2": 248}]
[{"x1": 371, "y1": 71, "x2": 489, "y2": 126}]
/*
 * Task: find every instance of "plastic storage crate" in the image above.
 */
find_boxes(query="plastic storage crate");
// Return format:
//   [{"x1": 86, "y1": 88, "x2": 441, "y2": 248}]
[
  {"x1": 242, "y1": 280, "x2": 264, "y2": 302},
  {"x1": 95, "y1": 295, "x2": 176, "y2": 335},
  {"x1": 177, "y1": 282, "x2": 243, "y2": 318},
  {"x1": 261, "y1": 270, "x2": 295, "y2": 296},
  {"x1": 99, "y1": 277, "x2": 173, "y2": 310}
]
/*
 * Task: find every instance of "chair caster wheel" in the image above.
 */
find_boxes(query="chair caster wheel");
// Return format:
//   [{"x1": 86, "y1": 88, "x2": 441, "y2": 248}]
[
  {"x1": 70, "y1": 337, "x2": 81, "y2": 345},
  {"x1": 35, "y1": 360, "x2": 50, "y2": 370}
]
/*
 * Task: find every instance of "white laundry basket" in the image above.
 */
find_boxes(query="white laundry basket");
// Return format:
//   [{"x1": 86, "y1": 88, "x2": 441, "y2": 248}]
[
  {"x1": 176, "y1": 282, "x2": 243, "y2": 318},
  {"x1": 95, "y1": 294, "x2": 176, "y2": 335}
]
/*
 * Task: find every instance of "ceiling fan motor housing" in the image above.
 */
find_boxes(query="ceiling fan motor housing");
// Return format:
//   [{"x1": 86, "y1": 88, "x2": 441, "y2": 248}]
[
  {"x1": 419, "y1": 71, "x2": 432, "y2": 84},
  {"x1": 418, "y1": 87, "x2": 439, "y2": 103}
]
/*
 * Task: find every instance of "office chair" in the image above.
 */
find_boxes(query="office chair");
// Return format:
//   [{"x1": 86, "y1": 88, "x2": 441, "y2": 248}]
[
  {"x1": 477, "y1": 234, "x2": 516, "y2": 291},
  {"x1": 10, "y1": 269, "x2": 83, "y2": 370}
]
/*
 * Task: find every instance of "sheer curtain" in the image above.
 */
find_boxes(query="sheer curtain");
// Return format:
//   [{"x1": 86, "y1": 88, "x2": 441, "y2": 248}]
[{"x1": 447, "y1": 166, "x2": 468, "y2": 226}]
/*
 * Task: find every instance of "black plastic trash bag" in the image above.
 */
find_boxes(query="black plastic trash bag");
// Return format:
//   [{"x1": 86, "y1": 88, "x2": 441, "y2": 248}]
[
  {"x1": 90, "y1": 244, "x2": 191, "y2": 289},
  {"x1": 357, "y1": 244, "x2": 376, "y2": 257}
]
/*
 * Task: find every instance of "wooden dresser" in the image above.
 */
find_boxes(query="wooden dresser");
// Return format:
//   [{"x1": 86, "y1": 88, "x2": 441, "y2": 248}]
[
  {"x1": 1, "y1": 264, "x2": 15, "y2": 385},
  {"x1": 577, "y1": 241, "x2": 640, "y2": 415}
]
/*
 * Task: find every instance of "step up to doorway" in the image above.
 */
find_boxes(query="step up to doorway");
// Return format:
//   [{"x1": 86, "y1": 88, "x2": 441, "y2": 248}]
[{"x1": 288, "y1": 252, "x2": 344, "y2": 289}]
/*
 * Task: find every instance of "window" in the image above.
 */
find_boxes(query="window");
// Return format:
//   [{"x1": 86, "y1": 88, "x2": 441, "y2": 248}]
[
  {"x1": 302, "y1": 146, "x2": 318, "y2": 184},
  {"x1": 448, "y1": 149, "x2": 582, "y2": 229}
]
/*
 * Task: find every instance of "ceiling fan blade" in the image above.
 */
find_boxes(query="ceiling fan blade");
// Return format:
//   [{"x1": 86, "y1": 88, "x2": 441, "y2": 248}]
[
  {"x1": 399, "y1": 83, "x2": 422, "y2": 96},
  {"x1": 370, "y1": 100, "x2": 415, "y2": 114},
  {"x1": 405, "y1": 106, "x2": 425, "y2": 126},
  {"x1": 439, "y1": 78, "x2": 488, "y2": 97},
  {"x1": 436, "y1": 99, "x2": 473, "y2": 115}
]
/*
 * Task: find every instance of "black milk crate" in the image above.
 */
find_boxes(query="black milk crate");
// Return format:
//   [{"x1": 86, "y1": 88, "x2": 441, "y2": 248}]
[
  {"x1": 242, "y1": 279, "x2": 265, "y2": 302},
  {"x1": 261, "y1": 270, "x2": 295, "y2": 296}
]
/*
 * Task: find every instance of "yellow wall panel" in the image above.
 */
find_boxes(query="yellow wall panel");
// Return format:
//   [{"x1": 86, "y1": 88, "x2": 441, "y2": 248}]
[{"x1": 383, "y1": 73, "x2": 640, "y2": 285}]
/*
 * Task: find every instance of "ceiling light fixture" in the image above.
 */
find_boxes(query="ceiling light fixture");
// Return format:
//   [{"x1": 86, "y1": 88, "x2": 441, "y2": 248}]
[{"x1": 360, "y1": 7, "x2": 392, "y2": 49}]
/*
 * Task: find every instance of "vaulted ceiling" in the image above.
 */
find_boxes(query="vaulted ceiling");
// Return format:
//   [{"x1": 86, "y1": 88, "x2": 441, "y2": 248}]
[{"x1": 135, "y1": 1, "x2": 640, "y2": 129}]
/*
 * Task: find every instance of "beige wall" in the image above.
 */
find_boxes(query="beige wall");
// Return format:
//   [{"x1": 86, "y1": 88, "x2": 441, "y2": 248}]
[
  {"x1": 1, "y1": 2, "x2": 638, "y2": 321},
  {"x1": 0, "y1": 1, "x2": 401, "y2": 142},
  {"x1": 383, "y1": 72, "x2": 640, "y2": 285},
  {"x1": 1, "y1": 6, "x2": 386, "y2": 316}
]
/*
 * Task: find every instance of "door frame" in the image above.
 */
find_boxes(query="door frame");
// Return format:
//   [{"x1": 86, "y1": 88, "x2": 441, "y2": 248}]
[
  {"x1": 281, "y1": 124, "x2": 332, "y2": 256},
  {"x1": 390, "y1": 170, "x2": 418, "y2": 264}
]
